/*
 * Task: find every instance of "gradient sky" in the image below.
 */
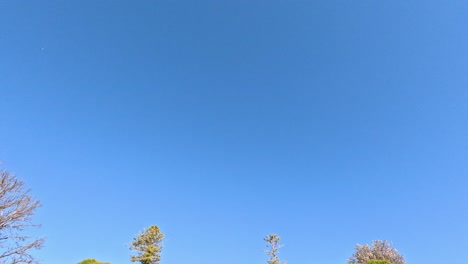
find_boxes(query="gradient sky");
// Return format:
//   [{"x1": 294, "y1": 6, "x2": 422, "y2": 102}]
[{"x1": 1, "y1": 1, "x2": 467, "y2": 264}]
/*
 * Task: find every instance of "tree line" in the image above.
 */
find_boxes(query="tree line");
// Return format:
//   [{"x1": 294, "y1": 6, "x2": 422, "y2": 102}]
[{"x1": 0, "y1": 168, "x2": 405, "y2": 264}]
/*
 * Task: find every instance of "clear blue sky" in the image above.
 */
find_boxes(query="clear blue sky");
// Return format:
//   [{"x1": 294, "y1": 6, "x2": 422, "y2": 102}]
[{"x1": 1, "y1": 1, "x2": 467, "y2": 264}]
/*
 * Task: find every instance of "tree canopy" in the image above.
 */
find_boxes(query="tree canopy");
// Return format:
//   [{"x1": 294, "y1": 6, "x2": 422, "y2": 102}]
[
  {"x1": 348, "y1": 240, "x2": 404, "y2": 264},
  {"x1": 78, "y1": 258, "x2": 111, "y2": 264}
]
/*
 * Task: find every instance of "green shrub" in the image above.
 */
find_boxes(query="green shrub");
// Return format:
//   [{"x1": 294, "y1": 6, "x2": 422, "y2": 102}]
[{"x1": 78, "y1": 259, "x2": 110, "y2": 264}]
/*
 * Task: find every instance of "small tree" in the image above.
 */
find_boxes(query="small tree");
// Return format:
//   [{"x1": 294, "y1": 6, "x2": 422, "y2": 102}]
[
  {"x1": 0, "y1": 169, "x2": 44, "y2": 264},
  {"x1": 78, "y1": 258, "x2": 111, "y2": 264},
  {"x1": 129, "y1": 225, "x2": 164, "y2": 264},
  {"x1": 348, "y1": 240, "x2": 404, "y2": 264},
  {"x1": 264, "y1": 234, "x2": 286, "y2": 264}
]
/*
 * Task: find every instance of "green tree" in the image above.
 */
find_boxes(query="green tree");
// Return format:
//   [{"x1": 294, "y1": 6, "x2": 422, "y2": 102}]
[
  {"x1": 264, "y1": 234, "x2": 286, "y2": 264},
  {"x1": 78, "y1": 258, "x2": 110, "y2": 264},
  {"x1": 129, "y1": 225, "x2": 164, "y2": 264},
  {"x1": 367, "y1": 260, "x2": 391, "y2": 264},
  {"x1": 0, "y1": 169, "x2": 44, "y2": 264},
  {"x1": 348, "y1": 240, "x2": 404, "y2": 264}
]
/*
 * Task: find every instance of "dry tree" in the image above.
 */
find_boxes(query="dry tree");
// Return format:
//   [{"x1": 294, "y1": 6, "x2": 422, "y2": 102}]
[{"x1": 0, "y1": 169, "x2": 44, "y2": 264}]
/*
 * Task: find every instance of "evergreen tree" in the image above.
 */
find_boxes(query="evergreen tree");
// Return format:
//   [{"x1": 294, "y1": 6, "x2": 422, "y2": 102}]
[{"x1": 129, "y1": 225, "x2": 165, "y2": 264}]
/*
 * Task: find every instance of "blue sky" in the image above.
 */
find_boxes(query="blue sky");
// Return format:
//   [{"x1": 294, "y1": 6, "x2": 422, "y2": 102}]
[{"x1": 0, "y1": 1, "x2": 467, "y2": 264}]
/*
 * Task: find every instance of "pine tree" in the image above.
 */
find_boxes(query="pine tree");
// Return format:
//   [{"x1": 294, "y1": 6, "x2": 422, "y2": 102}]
[{"x1": 129, "y1": 225, "x2": 165, "y2": 264}]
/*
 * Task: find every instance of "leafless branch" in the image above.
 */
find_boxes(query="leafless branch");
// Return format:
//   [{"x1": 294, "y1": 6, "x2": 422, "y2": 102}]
[{"x1": 0, "y1": 169, "x2": 44, "y2": 264}]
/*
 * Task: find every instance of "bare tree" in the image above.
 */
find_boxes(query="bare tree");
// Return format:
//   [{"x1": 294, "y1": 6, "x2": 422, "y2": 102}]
[
  {"x1": 0, "y1": 169, "x2": 44, "y2": 264},
  {"x1": 348, "y1": 240, "x2": 404, "y2": 264}
]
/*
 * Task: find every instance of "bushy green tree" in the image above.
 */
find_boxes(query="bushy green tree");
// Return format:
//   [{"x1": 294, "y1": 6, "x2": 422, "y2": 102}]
[
  {"x1": 264, "y1": 234, "x2": 286, "y2": 264},
  {"x1": 129, "y1": 225, "x2": 164, "y2": 264},
  {"x1": 348, "y1": 240, "x2": 404, "y2": 264},
  {"x1": 78, "y1": 258, "x2": 110, "y2": 264}
]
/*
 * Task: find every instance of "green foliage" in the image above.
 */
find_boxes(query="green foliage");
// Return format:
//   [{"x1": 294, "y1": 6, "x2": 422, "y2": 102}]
[
  {"x1": 367, "y1": 260, "x2": 391, "y2": 264},
  {"x1": 77, "y1": 258, "x2": 110, "y2": 264},
  {"x1": 264, "y1": 234, "x2": 286, "y2": 264},
  {"x1": 129, "y1": 225, "x2": 165, "y2": 264}
]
